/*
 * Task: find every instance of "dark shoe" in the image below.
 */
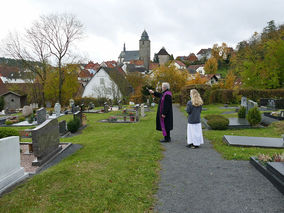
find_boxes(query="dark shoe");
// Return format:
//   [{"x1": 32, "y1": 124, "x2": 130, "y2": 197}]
[
  {"x1": 160, "y1": 139, "x2": 170, "y2": 143},
  {"x1": 191, "y1": 145, "x2": 199, "y2": 149},
  {"x1": 186, "y1": 144, "x2": 192, "y2": 148}
]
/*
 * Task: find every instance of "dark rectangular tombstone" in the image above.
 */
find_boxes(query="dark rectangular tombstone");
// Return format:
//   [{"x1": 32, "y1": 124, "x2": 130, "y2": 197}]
[
  {"x1": 228, "y1": 117, "x2": 250, "y2": 128},
  {"x1": 59, "y1": 120, "x2": 67, "y2": 135},
  {"x1": 259, "y1": 98, "x2": 270, "y2": 107},
  {"x1": 275, "y1": 99, "x2": 284, "y2": 109},
  {"x1": 28, "y1": 119, "x2": 62, "y2": 166},
  {"x1": 36, "y1": 107, "x2": 47, "y2": 125},
  {"x1": 73, "y1": 111, "x2": 82, "y2": 127},
  {"x1": 223, "y1": 135, "x2": 284, "y2": 148},
  {"x1": 267, "y1": 162, "x2": 284, "y2": 182}
]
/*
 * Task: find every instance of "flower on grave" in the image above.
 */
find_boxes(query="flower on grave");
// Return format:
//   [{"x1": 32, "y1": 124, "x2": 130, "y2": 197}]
[{"x1": 257, "y1": 154, "x2": 272, "y2": 163}]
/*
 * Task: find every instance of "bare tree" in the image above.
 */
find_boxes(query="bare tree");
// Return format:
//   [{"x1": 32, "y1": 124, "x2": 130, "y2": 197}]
[
  {"x1": 4, "y1": 29, "x2": 50, "y2": 106},
  {"x1": 36, "y1": 14, "x2": 84, "y2": 104}
]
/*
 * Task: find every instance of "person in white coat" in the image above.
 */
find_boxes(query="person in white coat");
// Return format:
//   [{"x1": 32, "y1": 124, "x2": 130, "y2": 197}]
[{"x1": 186, "y1": 89, "x2": 204, "y2": 149}]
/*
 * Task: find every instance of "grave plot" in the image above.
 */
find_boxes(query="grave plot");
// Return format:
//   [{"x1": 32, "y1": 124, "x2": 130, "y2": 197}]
[
  {"x1": 250, "y1": 157, "x2": 284, "y2": 195},
  {"x1": 263, "y1": 111, "x2": 284, "y2": 121},
  {"x1": 223, "y1": 135, "x2": 284, "y2": 148}
]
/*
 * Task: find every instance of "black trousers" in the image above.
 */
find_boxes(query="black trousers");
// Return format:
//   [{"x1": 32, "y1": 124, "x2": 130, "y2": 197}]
[{"x1": 165, "y1": 131, "x2": 171, "y2": 141}]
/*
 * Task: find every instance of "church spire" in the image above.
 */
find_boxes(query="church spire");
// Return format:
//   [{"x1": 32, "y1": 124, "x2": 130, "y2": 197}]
[{"x1": 123, "y1": 43, "x2": 126, "y2": 52}]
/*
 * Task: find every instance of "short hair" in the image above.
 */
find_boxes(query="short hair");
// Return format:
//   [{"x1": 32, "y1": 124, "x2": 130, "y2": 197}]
[{"x1": 162, "y1": 82, "x2": 170, "y2": 90}]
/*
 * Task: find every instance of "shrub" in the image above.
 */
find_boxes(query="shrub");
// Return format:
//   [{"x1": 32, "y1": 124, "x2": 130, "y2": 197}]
[
  {"x1": 67, "y1": 117, "x2": 80, "y2": 133},
  {"x1": 238, "y1": 106, "x2": 246, "y2": 118},
  {"x1": 0, "y1": 127, "x2": 19, "y2": 139},
  {"x1": 204, "y1": 114, "x2": 225, "y2": 120},
  {"x1": 74, "y1": 97, "x2": 108, "y2": 107},
  {"x1": 205, "y1": 114, "x2": 229, "y2": 130},
  {"x1": 19, "y1": 116, "x2": 26, "y2": 122},
  {"x1": 247, "y1": 107, "x2": 261, "y2": 126},
  {"x1": 5, "y1": 120, "x2": 13, "y2": 125}
]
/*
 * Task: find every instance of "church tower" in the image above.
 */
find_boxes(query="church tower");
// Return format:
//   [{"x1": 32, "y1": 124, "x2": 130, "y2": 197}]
[{"x1": 139, "y1": 30, "x2": 150, "y2": 70}]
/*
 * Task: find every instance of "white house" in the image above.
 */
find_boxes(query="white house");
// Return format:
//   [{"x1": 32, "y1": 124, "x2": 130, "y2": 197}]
[
  {"x1": 196, "y1": 66, "x2": 205, "y2": 75},
  {"x1": 171, "y1": 60, "x2": 186, "y2": 70},
  {"x1": 82, "y1": 67, "x2": 131, "y2": 100}
]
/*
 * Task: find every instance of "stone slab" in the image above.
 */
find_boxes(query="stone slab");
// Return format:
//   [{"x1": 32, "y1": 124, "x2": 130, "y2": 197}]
[
  {"x1": 267, "y1": 162, "x2": 284, "y2": 182},
  {"x1": 250, "y1": 157, "x2": 284, "y2": 195},
  {"x1": 223, "y1": 135, "x2": 284, "y2": 148},
  {"x1": 228, "y1": 117, "x2": 250, "y2": 127}
]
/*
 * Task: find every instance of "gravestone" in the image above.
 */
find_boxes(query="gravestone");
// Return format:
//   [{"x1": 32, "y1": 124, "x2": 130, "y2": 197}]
[
  {"x1": 147, "y1": 99, "x2": 150, "y2": 107},
  {"x1": 104, "y1": 102, "x2": 109, "y2": 113},
  {"x1": 46, "y1": 102, "x2": 51, "y2": 108},
  {"x1": 141, "y1": 104, "x2": 145, "y2": 117},
  {"x1": 89, "y1": 102, "x2": 94, "y2": 110},
  {"x1": 28, "y1": 119, "x2": 62, "y2": 166},
  {"x1": 275, "y1": 99, "x2": 284, "y2": 109},
  {"x1": 69, "y1": 99, "x2": 74, "y2": 108},
  {"x1": 241, "y1": 97, "x2": 247, "y2": 108},
  {"x1": 135, "y1": 105, "x2": 140, "y2": 122},
  {"x1": 22, "y1": 106, "x2": 33, "y2": 117},
  {"x1": 73, "y1": 111, "x2": 82, "y2": 127},
  {"x1": 71, "y1": 104, "x2": 76, "y2": 114},
  {"x1": 247, "y1": 100, "x2": 258, "y2": 112},
  {"x1": 36, "y1": 107, "x2": 47, "y2": 125},
  {"x1": 268, "y1": 99, "x2": 276, "y2": 110},
  {"x1": 0, "y1": 136, "x2": 28, "y2": 195},
  {"x1": 223, "y1": 135, "x2": 284, "y2": 148},
  {"x1": 118, "y1": 100, "x2": 122, "y2": 110},
  {"x1": 280, "y1": 111, "x2": 284, "y2": 118},
  {"x1": 59, "y1": 120, "x2": 67, "y2": 135},
  {"x1": 54, "y1": 103, "x2": 61, "y2": 117}
]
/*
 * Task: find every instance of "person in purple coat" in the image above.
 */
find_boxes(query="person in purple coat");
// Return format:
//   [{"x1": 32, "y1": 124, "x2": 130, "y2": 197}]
[
  {"x1": 186, "y1": 89, "x2": 204, "y2": 148},
  {"x1": 149, "y1": 82, "x2": 173, "y2": 142}
]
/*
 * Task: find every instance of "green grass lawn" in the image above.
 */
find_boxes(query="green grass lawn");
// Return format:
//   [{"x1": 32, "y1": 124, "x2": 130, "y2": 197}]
[
  {"x1": 0, "y1": 109, "x2": 162, "y2": 212},
  {"x1": 181, "y1": 104, "x2": 284, "y2": 160}
]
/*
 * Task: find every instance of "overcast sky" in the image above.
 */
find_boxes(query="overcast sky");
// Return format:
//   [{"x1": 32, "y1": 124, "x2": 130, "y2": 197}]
[{"x1": 0, "y1": 0, "x2": 283, "y2": 63}]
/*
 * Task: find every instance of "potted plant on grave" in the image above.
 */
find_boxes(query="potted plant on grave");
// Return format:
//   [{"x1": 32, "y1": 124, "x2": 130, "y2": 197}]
[{"x1": 109, "y1": 116, "x2": 117, "y2": 122}]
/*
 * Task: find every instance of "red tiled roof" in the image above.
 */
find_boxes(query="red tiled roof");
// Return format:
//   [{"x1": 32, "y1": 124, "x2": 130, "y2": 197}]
[
  {"x1": 78, "y1": 69, "x2": 92, "y2": 78},
  {"x1": 85, "y1": 61, "x2": 101, "y2": 71},
  {"x1": 188, "y1": 53, "x2": 198, "y2": 62},
  {"x1": 0, "y1": 77, "x2": 8, "y2": 95},
  {"x1": 103, "y1": 61, "x2": 117, "y2": 68},
  {"x1": 174, "y1": 60, "x2": 186, "y2": 67},
  {"x1": 187, "y1": 64, "x2": 204, "y2": 70}
]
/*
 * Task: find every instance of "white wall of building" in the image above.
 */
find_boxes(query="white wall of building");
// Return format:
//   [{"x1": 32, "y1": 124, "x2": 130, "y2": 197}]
[
  {"x1": 82, "y1": 68, "x2": 122, "y2": 100},
  {"x1": 196, "y1": 67, "x2": 205, "y2": 75}
]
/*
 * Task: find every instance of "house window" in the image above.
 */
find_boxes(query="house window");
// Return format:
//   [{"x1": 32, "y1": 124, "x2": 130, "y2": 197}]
[{"x1": 100, "y1": 78, "x2": 105, "y2": 85}]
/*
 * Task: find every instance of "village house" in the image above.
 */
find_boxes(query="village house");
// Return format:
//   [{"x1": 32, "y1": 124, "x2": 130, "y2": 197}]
[
  {"x1": 187, "y1": 64, "x2": 205, "y2": 75},
  {"x1": 171, "y1": 60, "x2": 186, "y2": 70},
  {"x1": 82, "y1": 67, "x2": 132, "y2": 100},
  {"x1": 196, "y1": 48, "x2": 212, "y2": 60},
  {"x1": 156, "y1": 47, "x2": 170, "y2": 65}
]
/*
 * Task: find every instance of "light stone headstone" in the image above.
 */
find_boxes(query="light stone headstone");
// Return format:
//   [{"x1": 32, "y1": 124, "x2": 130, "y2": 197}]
[
  {"x1": 104, "y1": 103, "x2": 109, "y2": 113},
  {"x1": 247, "y1": 100, "x2": 258, "y2": 112},
  {"x1": 0, "y1": 136, "x2": 28, "y2": 194},
  {"x1": 59, "y1": 120, "x2": 67, "y2": 135},
  {"x1": 54, "y1": 103, "x2": 61, "y2": 117},
  {"x1": 22, "y1": 106, "x2": 33, "y2": 117},
  {"x1": 280, "y1": 111, "x2": 284, "y2": 118},
  {"x1": 241, "y1": 97, "x2": 247, "y2": 107},
  {"x1": 141, "y1": 104, "x2": 145, "y2": 117},
  {"x1": 268, "y1": 99, "x2": 276, "y2": 109},
  {"x1": 36, "y1": 107, "x2": 47, "y2": 125},
  {"x1": 69, "y1": 99, "x2": 74, "y2": 108}
]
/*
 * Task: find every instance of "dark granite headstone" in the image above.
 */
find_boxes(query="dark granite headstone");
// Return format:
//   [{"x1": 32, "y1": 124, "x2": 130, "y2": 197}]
[
  {"x1": 260, "y1": 98, "x2": 270, "y2": 107},
  {"x1": 73, "y1": 111, "x2": 82, "y2": 127},
  {"x1": 28, "y1": 119, "x2": 61, "y2": 166},
  {"x1": 267, "y1": 162, "x2": 284, "y2": 182},
  {"x1": 228, "y1": 117, "x2": 250, "y2": 127},
  {"x1": 223, "y1": 135, "x2": 284, "y2": 148},
  {"x1": 36, "y1": 107, "x2": 47, "y2": 125},
  {"x1": 59, "y1": 120, "x2": 67, "y2": 135}
]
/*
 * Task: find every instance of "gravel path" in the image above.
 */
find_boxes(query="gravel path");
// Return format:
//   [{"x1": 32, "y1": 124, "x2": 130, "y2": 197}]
[{"x1": 155, "y1": 104, "x2": 284, "y2": 213}]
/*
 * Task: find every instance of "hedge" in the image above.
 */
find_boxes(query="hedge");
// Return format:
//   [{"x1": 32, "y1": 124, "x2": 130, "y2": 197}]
[
  {"x1": 0, "y1": 127, "x2": 19, "y2": 139},
  {"x1": 180, "y1": 85, "x2": 284, "y2": 105}
]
